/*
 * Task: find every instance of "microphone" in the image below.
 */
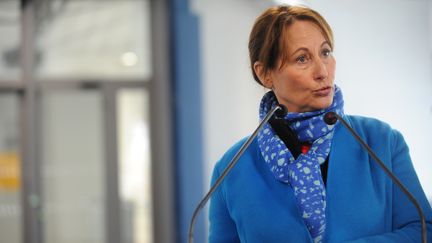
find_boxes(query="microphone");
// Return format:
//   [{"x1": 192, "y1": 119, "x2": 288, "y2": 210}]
[
  {"x1": 324, "y1": 112, "x2": 427, "y2": 243},
  {"x1": 187, "y1": 104, "x2": 287, "y2": 243}
]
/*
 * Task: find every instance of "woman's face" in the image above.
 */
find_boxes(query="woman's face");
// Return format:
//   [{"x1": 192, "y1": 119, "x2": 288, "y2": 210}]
[{"x1": 256, "y1": 20, "x2": 336, "y2": 113}]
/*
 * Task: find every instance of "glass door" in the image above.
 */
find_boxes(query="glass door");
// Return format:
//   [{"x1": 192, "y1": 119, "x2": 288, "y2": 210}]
[
  {"x1": 0, "y1": 93, "x2": 22, "y2": 243},
  {"x1": 39, "y1": 89, "x2": 106, "y2": 243},
  {"x1": 37, "y1": 84, "x2": 153, "y2": 243},
  {"x1": 117, "y1": 88, "x2": 153, "y2": 243}
]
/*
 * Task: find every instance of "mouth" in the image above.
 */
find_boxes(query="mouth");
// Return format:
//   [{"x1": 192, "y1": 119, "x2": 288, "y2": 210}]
[{"x1": 313, "y1": 86, "x2": 332, "y2": 96}]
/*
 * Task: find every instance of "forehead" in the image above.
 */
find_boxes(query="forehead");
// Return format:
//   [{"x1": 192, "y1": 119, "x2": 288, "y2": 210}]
[{"x1": 282, "y1": 20, "x2": 327, "y2": 50}]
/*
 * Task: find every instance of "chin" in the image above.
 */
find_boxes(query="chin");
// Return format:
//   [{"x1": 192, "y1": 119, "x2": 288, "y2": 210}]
[{"x1": 315, "y1": 99, "x2": 333, "y2": 110}]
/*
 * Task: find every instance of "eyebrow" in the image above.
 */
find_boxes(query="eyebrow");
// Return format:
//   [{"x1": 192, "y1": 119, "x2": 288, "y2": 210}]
[{"x1": 290, "y1": 41, "x2": 331, "y2": 57}]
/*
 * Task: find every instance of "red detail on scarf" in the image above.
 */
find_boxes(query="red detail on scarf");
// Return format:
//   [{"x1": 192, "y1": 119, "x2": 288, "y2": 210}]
[{"x1": 301, "y1": 144, "x2": 311, "y2": 154}]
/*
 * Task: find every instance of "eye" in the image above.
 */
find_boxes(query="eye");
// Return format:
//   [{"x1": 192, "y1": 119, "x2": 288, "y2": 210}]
[
  {"x1": 296, "y1": 55, "x2": 308, "y2": 64},
  {"x1": 322, "y1": 48, "x2": 332, "y2": 58}
]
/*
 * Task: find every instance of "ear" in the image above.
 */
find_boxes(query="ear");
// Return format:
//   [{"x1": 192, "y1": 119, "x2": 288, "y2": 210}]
[{"x1": 253, "y1": 62, "x2": 273, "y2": 89}]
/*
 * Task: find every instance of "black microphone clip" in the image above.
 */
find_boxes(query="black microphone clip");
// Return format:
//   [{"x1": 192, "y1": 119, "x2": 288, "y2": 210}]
[
  {"x1": 323, "y1": 111, "x2": 338, "y2": 125},
  {"x1": 274, "y1": 104, "x2": 288, "y2": 118}
]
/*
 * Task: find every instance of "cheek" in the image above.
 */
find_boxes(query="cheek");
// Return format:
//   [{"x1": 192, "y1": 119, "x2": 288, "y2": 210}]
[
  {"x1": 328, "y1": 59, "x2": 336, "y2": 77},
  {"x1": 282, "y1": 71, "x2": 308, "y2": 88}
]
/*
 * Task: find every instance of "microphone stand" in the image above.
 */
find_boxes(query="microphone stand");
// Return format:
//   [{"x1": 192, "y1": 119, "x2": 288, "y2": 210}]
[
  {"x1": 324, "y1": 112, "x2": 427, "y2": 243},
  {"x1": 187, "y1": 105, "x2": 286, "y2": 243}
]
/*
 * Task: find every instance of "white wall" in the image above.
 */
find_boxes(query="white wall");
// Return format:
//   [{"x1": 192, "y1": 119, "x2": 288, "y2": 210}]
[
  {"x1": 192, "y1": 0, "x2": 272, "y2": 186},
  {"x1": 194, "y1": 0, "x2": 432, "y2": 204}
]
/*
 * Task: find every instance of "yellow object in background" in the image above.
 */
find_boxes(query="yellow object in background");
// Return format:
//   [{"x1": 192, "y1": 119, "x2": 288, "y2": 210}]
[{"x1": 0, "y1": 152, "x2": 21, "y2": 191}]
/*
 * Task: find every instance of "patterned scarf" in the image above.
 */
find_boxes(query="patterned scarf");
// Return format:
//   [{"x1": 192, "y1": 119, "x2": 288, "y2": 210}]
[{"x1": 257, "y1": 85, "x2": 344, "y2": 243}]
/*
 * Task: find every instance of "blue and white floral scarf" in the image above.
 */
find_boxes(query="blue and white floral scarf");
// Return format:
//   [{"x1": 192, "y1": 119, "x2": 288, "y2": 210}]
[{"x1": 257, "y1": 85, "x2": 344, "y2": 243}]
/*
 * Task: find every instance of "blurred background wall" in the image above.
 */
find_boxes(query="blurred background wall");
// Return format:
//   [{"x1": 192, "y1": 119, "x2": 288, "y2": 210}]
[{"x1": 0, "y1": 0, "x2": 430, "y2": 243}]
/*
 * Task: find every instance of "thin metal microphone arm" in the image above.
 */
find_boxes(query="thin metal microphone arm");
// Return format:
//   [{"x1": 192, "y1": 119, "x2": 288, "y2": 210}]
[{"x1": 187, "y1": 105, "x2": 285, "y2": 243}]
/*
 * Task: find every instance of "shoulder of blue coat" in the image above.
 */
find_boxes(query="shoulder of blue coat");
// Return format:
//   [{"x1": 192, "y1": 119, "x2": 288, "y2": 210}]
[
  {"x1": 343, "y1": 114, "x2": 404, "y2": 145},
  {"x1": 345, "y1": 114, "x2": 393, "y2": 133},
  {"x1": 214, "y1": 136, "x2": 257, "y2": 171}
]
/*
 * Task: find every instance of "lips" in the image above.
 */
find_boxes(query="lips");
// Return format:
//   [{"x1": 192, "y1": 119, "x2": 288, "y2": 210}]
[{"x1": 313, "y1": 86, "x2": 332, "y2": 96}]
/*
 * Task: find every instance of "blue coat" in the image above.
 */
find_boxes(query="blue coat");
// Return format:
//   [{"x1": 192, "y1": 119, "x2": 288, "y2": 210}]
[{"x1": 209, "y1": 115, "x2": 432, "y2": 242}]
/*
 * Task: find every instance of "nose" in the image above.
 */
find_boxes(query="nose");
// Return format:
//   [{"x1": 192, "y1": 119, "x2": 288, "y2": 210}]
[{"x1": 313, "y1": 59, "x2": 328, "y2": 82}]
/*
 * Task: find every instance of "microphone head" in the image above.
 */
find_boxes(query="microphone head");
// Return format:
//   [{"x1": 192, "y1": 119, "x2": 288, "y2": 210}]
[
  {"x1": 275, "y1": 104, "x2": 288, "y2": 118},
  {"x1": 324, "y1": 112, "x2": 338, "y2": 125}
]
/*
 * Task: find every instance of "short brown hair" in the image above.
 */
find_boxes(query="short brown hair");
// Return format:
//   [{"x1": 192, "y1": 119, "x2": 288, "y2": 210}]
[{"x1": 248, "y1": 5, "x2": 334, "y2": 85}]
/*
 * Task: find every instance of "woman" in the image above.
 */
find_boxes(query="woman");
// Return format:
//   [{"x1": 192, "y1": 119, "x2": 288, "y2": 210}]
[{"x1": 208, "y1": 5, "x2": 432, "y2": 243}]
